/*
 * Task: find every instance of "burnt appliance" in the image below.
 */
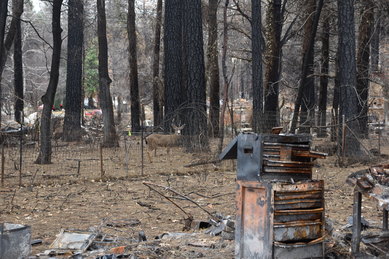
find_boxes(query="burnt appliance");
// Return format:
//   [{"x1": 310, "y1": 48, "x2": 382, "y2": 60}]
[{"x1": 220, "y1": 133, "x2": 326, "y2": 259}]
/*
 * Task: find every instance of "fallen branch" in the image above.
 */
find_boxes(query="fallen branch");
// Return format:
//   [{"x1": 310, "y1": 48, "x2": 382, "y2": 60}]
[
  {"x1": 143, "y1": 182, "x2": 216, "y2": 220},
  {"x1": 184, "y1": 159, "x2": 221, "y2": 168},
  {"x1": 142, "y1": 182, "x2": 192, "y2": 219}
]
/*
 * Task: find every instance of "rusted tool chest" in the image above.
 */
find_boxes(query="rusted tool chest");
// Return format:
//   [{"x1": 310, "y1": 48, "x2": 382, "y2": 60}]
[{"x1": 220, "y1": 133, "x2": 326, "y2": 259}]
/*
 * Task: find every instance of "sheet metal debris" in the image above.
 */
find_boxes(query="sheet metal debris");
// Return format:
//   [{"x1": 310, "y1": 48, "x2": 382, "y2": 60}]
[{"x1": 220, "y1": 133, "x2": 326, "y2": 259}]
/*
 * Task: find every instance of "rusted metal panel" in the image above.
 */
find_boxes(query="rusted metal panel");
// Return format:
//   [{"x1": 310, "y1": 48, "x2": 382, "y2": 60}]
[
  {"x1": 236, "y1": 134, "x2": 262, "y2": 181},
  {"x1": 273, "y1": 221, "x2": 322, "y2": 242},
  {"x1": 273, "y1": 237, "x2": 324, "y2": 259},
  {"x1": 235, "y1": 181, "x2": 273, "y2": 259}
]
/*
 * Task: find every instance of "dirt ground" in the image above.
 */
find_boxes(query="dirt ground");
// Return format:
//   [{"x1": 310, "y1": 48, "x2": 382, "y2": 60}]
[{"x1": 0, "y1": 135, "x2": 388, "y2": 258}]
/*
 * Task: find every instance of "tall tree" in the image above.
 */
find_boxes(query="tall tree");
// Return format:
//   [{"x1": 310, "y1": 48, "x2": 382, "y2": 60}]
[
  {"x1": 207, "y1": 0, "x2": 220, "y2": 137},
  {"x1": 356, "y1": 0, "x2": 374, "y2": 137},
  {"x1": 290, "y1": 0, "x2": 324, "y2": 133},
  {"x1": 317, "y1": 5, "x2": 330, "y2": 137},
  {"x1": 35, "y1": 0, "x2": 63, "y2": 164},
  {"x1": 164, "y1": 0, "x2": 184, "y2": 131},
  {"x1": 182, "y1": 0, "x2": 208, "y2": 150},
  {"x1": 337, "y1": 0, "x2": 360, "y2": 156},
  {"x1": 251, "y1": 0, "x2": 263, "y2": 133},
  {"x1": 370, "y1": 8, "x2": 380, "y2": 72},
  {"x1": 298, "y1": 0, "x2": 317, "y2": 133},
  {"x1": 263, "y1": 0, "x2": 282, "y2": 132},
  {"x1": 97, "y1": 0, "x2": 119, "y2": 147},
  {"x1": 14, "y1": 1, "x2": 23, "y2": 123},
  {"x1": 152, "y1": 0, "x2": 163, "y2": 128},
  {"x1": 63, "y1": 0, "x2": 84, "y2": 141},
  {"x1": 0, "y1": 0, "x2": 8, "y2": 116},
  {"x1": 127, "y1": 0, "x2": 141, "y2": 133}
]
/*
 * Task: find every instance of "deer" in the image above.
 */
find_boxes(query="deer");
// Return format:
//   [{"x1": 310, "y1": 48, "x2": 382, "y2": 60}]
[{"x1": 145, "y1": 124, "x2": 185, "y2": 163}]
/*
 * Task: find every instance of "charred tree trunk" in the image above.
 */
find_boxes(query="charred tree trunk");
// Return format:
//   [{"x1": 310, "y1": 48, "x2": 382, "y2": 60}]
[
  {"x1": 298, "y1": 0, "x2": 317, "y2": 134},
  {"x1": 0, "y1": 0, "x2": 8, "y2": 128},
  {"x1": 35, "y1": 0, "x2": 63, "y2": 164},
  {"x1": 63, "y1": 0, "x2": 84, "y2": 141},
  {"x1": 356, "y1": 1, "x2": 374, "y2": 138},
  {"x1": 152, "y1": 0, "x2": 163, "y2": 128},
  {"x1": 370, "y1": 8, "x2": 380, "y2": 72},
  {"x1": 207, "y1": 0, "x2": 220, "y2": 137},
  {"x1": 14, "y1": 11, "x2": 23, "y2": 123},
  {"x1": 0, "y1": 0, "x2": 23, "y2": 77},
  {"x1": 128, "y1": 0, "x2": 141, "y2": 133},
  {"x1": 251, "y1": 0, "x2": 263, "y2": 133},
  {"x1": 182, "y1": 0, "x2": 208, "y2": 151},
  {"x1": 164, "y1": 0, "x2": 184, "y2": 132},
  {"x1": 290, "y1": 0, "x2": 324, "y2": 133},
  {"x1": 218, "y1": 0, "x2": 229, "y2": 154},
  {"x1": 317, "y1": 7, "x2": 330, "y2": 137},
  {"x1": 263, "y1": 0, "x2": 282, "y2": 132},
  {"x1": 97, "y1": 0, "x2": 119, "y2": 147},
  {"x1": 337, "y1": 0, "x2": 361, "y2": 157},
  {"x1": 331, "y1": 56, "x2": 340, "y2": 142}
]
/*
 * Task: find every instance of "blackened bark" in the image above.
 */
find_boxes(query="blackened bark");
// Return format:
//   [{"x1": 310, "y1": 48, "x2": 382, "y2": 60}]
[
  {"x1": 0, "y1": 0, "x2": 8, "y2": 128},
  {"x1": 97, "y1": 0, "x2": 119, "y2": 147},
  {"x1": 63, "y1": 0, "x2": 84, "y2": 141},
  {"x1": 207, "y1": 0, "x2": 220, "y2": 137},
  {"x1": 0, "y1": 0, "x2": 23, "y2": 77},
  {"x1": 356, "y1": 1, "x2": 374, "y2": 137},
  {"x1": 298, "y1": 0, "x2": 317, "y2": 133},
  {"x1": 263, "y1": 0, "x2": 282, "y2": 132},
  {"x1": 14, "y1": 14, "x2": 23, "y2": 123},
  {"x1": 152, "y1": 0, "x2": 163, "y2": 128},
  {"x1": 370, "y1": 8, "x2": 380, "y2": 72},
  {"x1": 317, "y1": 7, "x2": 330, "y2": 137},
  {"x1": 251, "y1": 0, "x2": 263, "y2": 133},
  {"x1": 35, "y1": 0, "x2": 63, "y2": 164},
  {"x1": 127, "y1": 0, "x2": 141, "y2": 133},
  {"x1": 337, "y1": 0, "x2": 360, "y2": 156},
  {"x1": 164, "y1": 0, "x2": 184, "y2": 132},
  {"x1": 290, "y1": 0, "x2": 324, "y2": 133},
  {"x1": 182, "y1": 0, "x2": 208, "y2": 150}
]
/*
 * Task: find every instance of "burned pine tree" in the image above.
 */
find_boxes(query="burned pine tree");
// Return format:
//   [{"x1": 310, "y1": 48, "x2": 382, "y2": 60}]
[
  {"x1": 356, "y1": 0, "x2": 374, "y2": 138},
  {"x1": 163, "y1": 0, "x2": 184, "y2": 131},
  {"x1": 182, "y1": 0, "x2": 209, "y2": 151},
  {"x1": 97, "y1": 0, "x2": 119, "y2": 147},
  {"x1": 36, "y1": 0, "x2": 63, "y2": 164},
  {"x1": 317, "y1": 4, "x2": 330, "y2": 138},
  {"x1": 127, "y1": 0, "x2": 141, "y2": 133},
  {"x1": 152, "y1": 0, "x2": 163, "y2": 128},
  {"x1": 13, "y1": 0, "x2": 24, "y2": 124},
  {"x1": 263, "y1": 0, "x2": 282, "y2": 132},
  {"x1": 63, "y1": 0, "x2": 84, "y2": 141},
  {"x1": 337, "y1": 0, "x2": 361, "y2": 156},
  {"x1": 207, "y1": 0, "x2": 221, "y2": 137},
  {"x1": 251, "y1": 0, "x2": 263, "y2": 133}
]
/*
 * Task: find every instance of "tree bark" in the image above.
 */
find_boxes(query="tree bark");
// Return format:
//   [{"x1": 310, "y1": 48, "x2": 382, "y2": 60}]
[
  {"x1": 290, "y1": 0, "x2": 324, "y2": 133},
  {"x1": 207, "y1": 0, "x2": 220, "y2": 137},
  {"x1": 127, "y1": 0, "x2": 141, "y2": 133},
  {"x1": 35, "y1": 0, "x2": 63, "y2": 164},
  {"x1": 298, "y1": 0, "x2": 317, "y2": 133},
  {"x1": 317, "y1": 6, "x2": 330, "y2": 137},
  {"x1": 218, "y1": 0, "x2": 229, "y2": 154},
  {"x1": 251, "y1": 0, "x2": 263, "y2": 133},
  {"x1": 14, "y1": 5, "x2": 23, "y2": 123},
  {"x1": 263, "y1": 0, "x2": 282, "y2": 132},
  {"x1": 152, "y1": 0, "x2": 163, "y2": 128},
  {"x1": 182, "y1": 0, "x2": 208, "y2": 151},
  {"x1": 164, "y1": 0, "x2": 184, "y2": 132},
  {"x1": 337, "y1": 0, "x2": 360, "y2": 157},
  {"x1": 0, "y1": 1, "x2": 8, "y2": 126},
  {"x1": 63, "y1": 0, "x2": 84, "y2": 141},
  {"x1": 356, "y1": 0, "x2": 374, "y2": 138},
  {"x1": 370, "y1": 8, "x2": 380, "y2": 72},
  {"x1": 97, "y1": 0, "x2": 119, "y2": 147}
]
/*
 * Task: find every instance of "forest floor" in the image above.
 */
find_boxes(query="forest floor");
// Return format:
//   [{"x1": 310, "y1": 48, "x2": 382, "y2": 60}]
[{"x1": 0, "y1": 135, "x2": 389, "y2": 258}]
